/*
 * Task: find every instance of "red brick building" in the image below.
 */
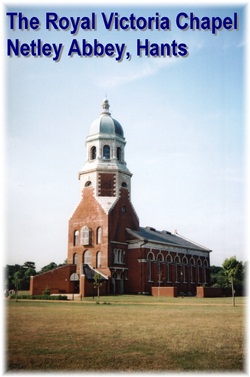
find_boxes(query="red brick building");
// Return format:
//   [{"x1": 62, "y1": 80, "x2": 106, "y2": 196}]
[{"x1": 30, "y1": 99, "x2": 212, "y2": 297}]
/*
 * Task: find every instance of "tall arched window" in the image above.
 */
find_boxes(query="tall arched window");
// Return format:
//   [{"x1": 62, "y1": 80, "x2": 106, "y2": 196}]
[
  {"x1": 103, "y1": 145, "x2": 110, "y2": 159},
  {"x1": 73, "y1": 230, "x2": 79, "y2": 246},
  {"x1": 147, "y1": 252, "x2": 154, "y2": 282},
  {"x1": 90, "y1": 146, "x2": 96, "y2": 160},
  {"x1": 96, "y1": 251, "x2": 102, "y2": 268},
  {"x1": 117, "y1": 147, "x2": 121, "y2": 161},
  {"x1": 190, "y1": 257, "x2": 195, "y2": 283},
  {"x1": 83, "y1": 250, "x2": 92, "y2": 265},
  {"x1": 73, "y1": 253, "x2": 78, "y2": 265},
  {"x1": 113, "y1": 249, "x2": 124, "y2": 264},
  {"x1": 175, "y1": 255, "x2": 180, "y2": 283},
  {"x1": 80, "y1": 226, "x2": 90, "y2": 245},
  {"x1": 182, "y1": 256, "x2": 188, "y2": 283},
  {"x1": 166, "y1": 254, "x2": 172, "y2": 282},
  {"x1": 197, "y1": 259, "x2": 202, "y2": 284},
  {"x1": 156, "y1": 253, "x2": 164, "y2": 280},
  {"x1": 96, "y1": 227, "x2": 102, "y2": 244}
]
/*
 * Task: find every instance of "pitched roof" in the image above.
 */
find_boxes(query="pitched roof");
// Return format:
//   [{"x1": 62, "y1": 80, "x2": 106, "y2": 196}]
[
  {"x1": 82, "y1": 264, "x2": 109, "y2": 281},
  {"x1": 126, "y1": 227, "x2": 212, "y2": 252}
]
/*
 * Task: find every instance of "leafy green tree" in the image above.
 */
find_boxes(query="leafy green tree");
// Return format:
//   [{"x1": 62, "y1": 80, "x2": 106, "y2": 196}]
[
  {"x1": 222, "y1": 256, "x2": 244, "y2": 306},
  {"x1": 5, "y1": 262, "x2": 37, "y2": 291},
  {"x1": 210, "y1": 266, "x2": 228, "y2": 289},
  {"x1": 5, "y1": 264, "x2": 22, "y2": 290},
  {"x1": 13, "y1": 271, "x2": 23, "y2": 302},
  {"x1": 93, "y1": 273, "x2": 102, "y2": 304},
  {"x1": 22, "y1": 261, "x2": 37, "y2": 289},
  {"x1": 39, "y1": 262, "x2": 58, "y2": 274}
]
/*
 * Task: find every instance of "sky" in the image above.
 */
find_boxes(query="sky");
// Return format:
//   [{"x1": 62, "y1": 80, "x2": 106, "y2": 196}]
[{"x1": 2, "y1": 1, "x2": 247, "y2": 271}]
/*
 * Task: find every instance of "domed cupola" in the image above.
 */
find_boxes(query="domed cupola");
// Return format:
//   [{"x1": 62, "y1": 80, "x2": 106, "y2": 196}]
[
  {"x1": 88, "y1": 98, "x2": 124, "y2": 138},
  {"x1": 78, "y1": 98, "x2": 133, "y2": 208}
]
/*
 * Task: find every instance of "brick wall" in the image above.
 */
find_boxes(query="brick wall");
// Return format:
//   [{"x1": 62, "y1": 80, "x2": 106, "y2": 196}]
[
  {"x1": 30, "y1": 265, "x2": 76, "y2": 295},
  {"x1": 109, "y1": 188, "x2": 139, "y2": 244},
  {"x1": 151, "y1": 287, "x2": 177, "y2": 297},
  {"x1": 68, "y1": 187, "x2": 109, "y2": 274},
  {"x1": 196, "y1": 286, "x2": 222, "y2": 297}
]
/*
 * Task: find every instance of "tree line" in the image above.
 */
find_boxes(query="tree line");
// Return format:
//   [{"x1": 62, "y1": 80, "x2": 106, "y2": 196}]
[
  {"x1": 4, "y1": 260, "x2": 67, "y2": 292},
  {"x1": 211, "y1": 257, "x2": 246, "y2": 303}
]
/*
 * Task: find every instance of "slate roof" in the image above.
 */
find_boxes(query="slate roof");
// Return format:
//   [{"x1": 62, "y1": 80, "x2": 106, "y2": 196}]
[
  {"x1": 126, "y1": 227, "x2": 211, "y2": 252},
  {"x1": 82, "y1": 264, "x2": 108, "y2": 282}
]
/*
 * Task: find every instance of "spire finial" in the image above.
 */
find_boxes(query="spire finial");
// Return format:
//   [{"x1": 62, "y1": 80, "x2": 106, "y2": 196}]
[{"x1": 101, "y1": 97, "x2": 111, "y2": 115}]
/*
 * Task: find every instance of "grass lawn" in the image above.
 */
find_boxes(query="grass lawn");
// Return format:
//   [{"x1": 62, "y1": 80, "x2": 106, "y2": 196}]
[{"x1": 5, "y1": 295, "x2": 246, "y2": 372}]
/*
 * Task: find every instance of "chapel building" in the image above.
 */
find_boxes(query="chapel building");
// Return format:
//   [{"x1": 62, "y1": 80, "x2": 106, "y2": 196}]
[{"x1": 30, "y1": 99, "x2": 212, "y2": 297}]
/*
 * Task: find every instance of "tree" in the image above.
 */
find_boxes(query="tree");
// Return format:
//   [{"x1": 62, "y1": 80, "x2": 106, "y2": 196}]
[
  {"x1": 5, "y1": 262, "x2": 37, "y2": 291},
  {"x1": 222, "y1": 256, "x2": 244, "y2": 306},
  {"x1": 13, "y1": 271, "x2": 23, "y2": 302},
  {"x1": 93, "y1": 273, "x2": 102, "y2": 304},
  {"x1": 22, "y1": 261, "x2": 37, "y2": 289},
  {"x1": 39, "y1": 262, "x2": 58, "y2": 274},
  {"x1": 5, "y1": 264, "x2": 22, "y2": 290},
  {"x1": 210, "y1": 265, "x2": 228, "y2": 289}
]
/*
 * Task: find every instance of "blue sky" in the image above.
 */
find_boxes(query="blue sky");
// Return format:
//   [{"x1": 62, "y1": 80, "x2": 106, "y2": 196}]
[{"x1": 3, "y1": 2, "x2": 246, "y2": 270}]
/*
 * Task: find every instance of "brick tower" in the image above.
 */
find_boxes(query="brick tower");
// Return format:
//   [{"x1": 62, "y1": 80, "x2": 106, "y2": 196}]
[{"x1": 67, "y1": 98, "x2": 139, "y2": 296}]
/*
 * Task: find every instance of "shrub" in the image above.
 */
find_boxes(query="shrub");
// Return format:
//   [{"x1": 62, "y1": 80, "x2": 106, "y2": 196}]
[
  {"x1": 9, "y1": 294, "x2": 68, "y2": 301},
  {"x1": 42, "y1": 287, "x2": 51, "y2": 296}
]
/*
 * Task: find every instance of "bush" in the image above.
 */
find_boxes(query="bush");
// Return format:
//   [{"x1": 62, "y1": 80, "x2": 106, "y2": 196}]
[
  {"x1": 9, "y1": 294, "x2": 68, "y2": 301},
  {"x1": 42, "y1": 287, "x2": 51, "y2": 296}
]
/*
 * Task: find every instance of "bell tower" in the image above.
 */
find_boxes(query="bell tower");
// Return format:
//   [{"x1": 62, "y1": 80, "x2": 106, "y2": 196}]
[
  {"x1": 78, "y1": 98, "x2": 133, "y2": 213},
  {"x1": 67, "y1": 98, "x2": 139, "y2": 295}
]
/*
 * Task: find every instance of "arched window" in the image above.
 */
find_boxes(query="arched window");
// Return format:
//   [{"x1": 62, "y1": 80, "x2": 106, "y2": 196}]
[
  {"x1": 156, "y1": 253, "x2": 164, "y2": 276},
  {"x1": 147, "y1": 252, "x2": 155, "y2": 261},
  {"x1": 113, "y1": 249, "x2": 124, "y2": 264},
  {"x1": 182, "y1": 257, "x2": 188, "y2": 283},
  {"x1": 175, "y1": 255, "x2": 180, "y2": 283},
  {"x1": 73, "y1": 230, "x2": 79, "y2": 246},
  {"x1": 175, "y1": 255, "x2": 180, "y2": 264},
  {"x1": 166, "y1": 254, "x2": 172, "y2": 282},
  {"x1": 166, "y1": 254, "x2": 172, "y2": 263},
  {"x1": 103, "y1": 145, "x2": 110, "y2": 159},
  {"x1": 90, "y1": 146, "x2": 96, "y2": 160},
  {"x1": 83, "y1": 250, "x2": 92, "y2": 265},
  {"x1": 182, "y1": 256, "x2": 188, "y2": 265},
  {"x1": 147, "y1": 252, "x2": 154, "y2": 282},
  {"x1": 156, "y1": 253, "x2": 164, "y2": 262},
  {"x1": 197, "y1": 259, "x2": 202, "y2": 284},
  {"x1": 190, "y1": 257, "x2": 195, "y2": 283},
  {"x1": 96, "y1": 227, "x2": 102, "y2": 244},
  {"x1": 96, "y1": 251, "x2": 102, "y2": 268},
  {"x1": 73, "y1": 253, "x2": 78, "y2": 265},
  {"x1": 80, "y1": 226, "x2": 90, "y2": 245},
  {"x1": 117, "y1": 147, "x2": 121, "y2": 161},
  {"x1": 85, "y1": 181, "x2": 92, "y2": 187},
  {"x1": 190, "y1": 257, "x2": 195, "y2": 266}
]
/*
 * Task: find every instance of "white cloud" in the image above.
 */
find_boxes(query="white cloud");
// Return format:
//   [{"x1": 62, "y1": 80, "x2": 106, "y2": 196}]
[{"x1": 94, "y1": 57, "x2": 179, "y2": 89}]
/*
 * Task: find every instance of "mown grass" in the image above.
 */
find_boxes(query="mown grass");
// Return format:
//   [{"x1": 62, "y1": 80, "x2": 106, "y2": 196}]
[{"x1": 5, "y1": 296, "x2": 246, "y2": 372}]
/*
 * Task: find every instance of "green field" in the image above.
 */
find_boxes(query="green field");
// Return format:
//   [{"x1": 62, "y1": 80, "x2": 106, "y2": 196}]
[{"x1": 5, "y1": 295, "x2": 246, "y2": 372}]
